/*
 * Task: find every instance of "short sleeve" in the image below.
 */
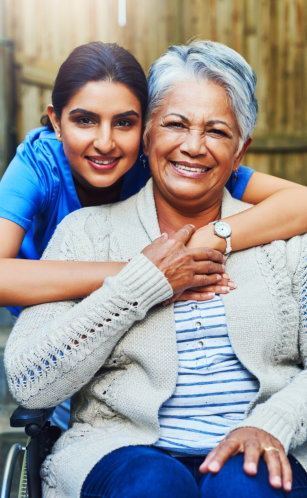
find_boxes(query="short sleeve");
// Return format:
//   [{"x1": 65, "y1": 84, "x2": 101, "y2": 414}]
[
  {"x1": 226, "y1": 165, "x2": 254, "y2": 200},
  {"x1": 0, "y1": 130, "x2": 48, "y2": 231}
]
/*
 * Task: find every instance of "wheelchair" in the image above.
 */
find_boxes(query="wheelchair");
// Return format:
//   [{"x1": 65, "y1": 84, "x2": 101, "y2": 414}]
[{"x1": 0, "y1": 406, "x2": 61, "y2": 498}]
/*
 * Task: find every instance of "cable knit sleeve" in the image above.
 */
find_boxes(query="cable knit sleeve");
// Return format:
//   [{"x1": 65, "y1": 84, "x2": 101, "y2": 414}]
[
  {"x1": 4, "y1": 212, "x2": 173, "y2": 409},
  {"x1": 235, "y1": 234, "x2": 307, "y2": 454}
]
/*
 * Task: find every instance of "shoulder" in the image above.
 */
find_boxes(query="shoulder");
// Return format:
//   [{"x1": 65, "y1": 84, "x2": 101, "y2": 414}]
[
  {"x1": 18, "y1": 127, "x2": 67, "y2": 171},
  {"x1": 60, "y1": 205, "x2": 112, "y2": 232},
  {"x1": 221, "y1": 188, "x2": 252, "y2": 218}
]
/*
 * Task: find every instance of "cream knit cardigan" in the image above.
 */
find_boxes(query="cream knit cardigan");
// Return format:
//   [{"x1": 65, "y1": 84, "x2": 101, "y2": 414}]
[{"x1": 5, "y1": 179, "x2": 307, "y2": 497}]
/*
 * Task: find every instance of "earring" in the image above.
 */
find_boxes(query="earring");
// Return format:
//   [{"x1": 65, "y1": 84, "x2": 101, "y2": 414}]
[
  {"x1": 140, "y1": 153, "x2": 148, "y2": 168},
  {"x1": 57, "y1": 132, "x2": 61, "y2": 138},
  {"x1": 233, "y1": 168, "x2": 238, "y2": 181}
]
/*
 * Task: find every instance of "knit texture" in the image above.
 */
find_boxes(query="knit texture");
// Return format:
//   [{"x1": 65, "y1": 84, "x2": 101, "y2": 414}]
[{"x1": 4, "y1": 179, "x2": 307, "y2": 497}]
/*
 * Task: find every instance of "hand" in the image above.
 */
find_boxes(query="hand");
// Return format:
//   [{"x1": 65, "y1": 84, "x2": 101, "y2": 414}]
[
  {"x1": 199, "y1": 427, "x2": 292, "y2": 492},
  {"x1": 142, "y1": 224, "x2": 226, "y2": 296},
  {"x1": 163, "y1": 274, "x2": 236, "y2": 305}
]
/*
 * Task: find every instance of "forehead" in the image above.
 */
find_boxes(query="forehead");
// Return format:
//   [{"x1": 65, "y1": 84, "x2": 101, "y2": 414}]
[
  {"x1": 157, "y1": 79, "x2": 235, "y2": 124},
  {"x1": 64, "y1": 80, "x2": 142, "y2": 113}
]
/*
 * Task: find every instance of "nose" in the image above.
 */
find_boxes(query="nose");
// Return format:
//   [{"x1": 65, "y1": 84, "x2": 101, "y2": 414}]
[
  {"x1": 180, "y1": 130, "x2": 207, "y2": 157},
  {"x1": 93, "y1": 124, "x2": 115, "y2": 153}
]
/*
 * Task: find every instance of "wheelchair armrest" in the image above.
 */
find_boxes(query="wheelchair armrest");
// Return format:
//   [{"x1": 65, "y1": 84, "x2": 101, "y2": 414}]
[{"x1": 10, "y1": 406, "x2": 55, "y2": 437}]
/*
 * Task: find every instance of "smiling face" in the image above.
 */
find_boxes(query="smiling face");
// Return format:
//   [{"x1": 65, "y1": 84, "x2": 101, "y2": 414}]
[
  {"x1": 144, "y1": 79, "x2": 248, "y2": 214},
  {"x1": 48, "y1": 80, "x2": 142, "y2": 192}
]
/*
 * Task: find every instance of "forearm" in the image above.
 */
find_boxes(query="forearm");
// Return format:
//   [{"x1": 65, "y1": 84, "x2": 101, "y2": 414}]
[
  {"x1": 4, "y1": 254, "x2": 172, "y2": 408},
  {"x1": 189, "y1": 188, "x2": 307, "y2": 252},
  {"x1": 0, "y1": 259, "x2": 125, "y2": 306},
  {"x1": 228, "y1": 188, "x2": 307, "y2": 251}
]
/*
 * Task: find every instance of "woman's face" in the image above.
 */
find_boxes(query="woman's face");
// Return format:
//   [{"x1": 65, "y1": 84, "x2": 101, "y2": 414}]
[
  {"x1": 48, "y1": 80, "x2": 142, "y2": 190},
  {"x1": 144, "y1": 79, "x2": 247, "y2": 212}
]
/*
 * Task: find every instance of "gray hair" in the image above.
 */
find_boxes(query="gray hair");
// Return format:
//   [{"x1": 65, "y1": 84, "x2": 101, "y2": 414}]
[{"x1": 146, "y1": 40, "x2": 258, "y2": 146}]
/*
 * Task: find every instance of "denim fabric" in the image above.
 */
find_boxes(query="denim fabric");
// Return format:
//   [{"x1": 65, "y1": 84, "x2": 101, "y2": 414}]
[{"x1": 81, "y1": 445, "x2": 307, "y2": 497}]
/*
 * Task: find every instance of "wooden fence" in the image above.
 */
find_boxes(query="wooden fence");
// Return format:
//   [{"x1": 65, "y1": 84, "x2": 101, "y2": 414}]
[{"x1": 1, "y1": 0, "x2": 306, "y2": 183}]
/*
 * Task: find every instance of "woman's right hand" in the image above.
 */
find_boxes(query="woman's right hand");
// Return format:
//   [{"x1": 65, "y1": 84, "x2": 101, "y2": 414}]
[{"x1": 142, "y1": 224, "x2": 226, "y2": 296}]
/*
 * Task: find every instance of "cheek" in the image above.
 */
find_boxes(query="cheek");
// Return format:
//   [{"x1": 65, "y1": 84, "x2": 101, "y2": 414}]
[{"x1": 121, "y1": 131, "x2": 142, "y2": 156}]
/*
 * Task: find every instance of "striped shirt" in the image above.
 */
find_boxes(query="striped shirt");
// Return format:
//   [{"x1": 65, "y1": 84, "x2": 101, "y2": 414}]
[{"x1": 155, "y1": 296, "x2": 259, "y2": 455}]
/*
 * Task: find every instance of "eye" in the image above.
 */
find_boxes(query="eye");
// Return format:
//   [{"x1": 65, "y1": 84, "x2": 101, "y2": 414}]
[
  {"x1": 207, "y1": 128, "x2": 229, "y2": 138},
  {"x1": 115, "y1": 119, "x2": 132, "y2": 128},
  {"x1": 162, "y1": 121, "x2": 186, "y2": 130},
  {"x1": 76, "y1": 116, "x2": 95, "y2": 125}
]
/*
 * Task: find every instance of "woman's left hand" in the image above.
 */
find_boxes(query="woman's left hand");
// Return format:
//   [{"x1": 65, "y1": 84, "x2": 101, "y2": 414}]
[{"x1": 199, "y1": 427, "x2": 292, "y2": 492}]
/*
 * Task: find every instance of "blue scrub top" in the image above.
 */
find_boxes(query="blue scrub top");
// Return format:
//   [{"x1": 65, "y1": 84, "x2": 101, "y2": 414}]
[{"x1": 0, "y1": 127, "x2": 253, "y2": 315}]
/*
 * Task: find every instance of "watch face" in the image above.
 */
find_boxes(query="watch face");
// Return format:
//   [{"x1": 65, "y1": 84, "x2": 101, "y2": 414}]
[{"x1": 215, "y1": 221, "x2": 232, "y2": 237}]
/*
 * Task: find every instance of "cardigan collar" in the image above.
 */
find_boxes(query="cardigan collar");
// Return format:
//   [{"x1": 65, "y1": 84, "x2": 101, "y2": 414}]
[{"x1": 135, "y1": 177, "x2": 251, "y2": 240}]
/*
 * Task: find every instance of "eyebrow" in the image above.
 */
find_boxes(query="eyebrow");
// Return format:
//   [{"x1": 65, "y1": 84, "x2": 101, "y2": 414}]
[
  {"x1": 164, "y1": 113, "x2": 233, "y2": 131},
  {"x1": 69, "y1": 108, "x2": 140, "y2": 119}
]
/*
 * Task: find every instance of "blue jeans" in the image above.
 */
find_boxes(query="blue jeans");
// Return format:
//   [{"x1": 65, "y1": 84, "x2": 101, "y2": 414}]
[{"x1": 81, "y1": 445, "x2": 307, "y2": 497}]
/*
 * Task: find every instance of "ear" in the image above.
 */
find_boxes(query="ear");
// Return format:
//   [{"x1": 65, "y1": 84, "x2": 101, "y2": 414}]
[
  {"x1": 47, "y1": 105, "x2": 62, "y2": 141},
  {"x1": 233, "y1": 136, "x2": 252, "y2": 171}
]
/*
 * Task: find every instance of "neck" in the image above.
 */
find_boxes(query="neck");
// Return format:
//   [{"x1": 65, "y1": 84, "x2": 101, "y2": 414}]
[
  {"x1": 74, "y1": 177, "x2": 123, "y2": 207},
  {"x1": 154, "y1": 185, "x2": 222, "y2": 236}
]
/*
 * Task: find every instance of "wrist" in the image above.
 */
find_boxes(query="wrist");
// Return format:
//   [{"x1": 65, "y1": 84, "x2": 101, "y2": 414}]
[{"x1": 188, "y1": 225, "x2": 227, "y2": 252}]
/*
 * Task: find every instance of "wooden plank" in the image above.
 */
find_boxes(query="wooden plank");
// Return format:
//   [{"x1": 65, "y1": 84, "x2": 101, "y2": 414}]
[
  {"x1": 15, "y1": 54, "x2": 57, "y2": 87},
  {"x1": 3, "y1": 0, "x2": 306, "y2": 185}
]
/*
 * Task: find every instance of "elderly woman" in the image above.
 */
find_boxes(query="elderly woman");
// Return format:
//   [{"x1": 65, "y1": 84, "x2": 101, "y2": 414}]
[{"x1": 5, "y1": 41, "x2": 307, "y2": 498}]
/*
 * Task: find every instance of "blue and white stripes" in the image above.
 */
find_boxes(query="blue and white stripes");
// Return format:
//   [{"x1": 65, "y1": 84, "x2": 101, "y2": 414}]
[{"x1": 155, "y1": 296, "x2": 259, "y2": 455}]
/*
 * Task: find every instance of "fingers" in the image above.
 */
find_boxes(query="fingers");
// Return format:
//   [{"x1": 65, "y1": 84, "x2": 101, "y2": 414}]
[
  {"x1": 199, "y1": 438, "x2": 239, "y2": 474},
  {"x1": 194, "y1": 260, "x2": 226, "y2": 277},
  {"x1": 173, "y1": 291, "x2": 216, "y2": 303},
  {"x1": 192, "y1": 246, "x2": 226, "y2": 264},
  {"x1": 199, "y1": 428, "x2": 292, "y2": 493},
  {"x1": 180, "y1": 283, "x2": 235, "y2": 301},
  {"x1": 242, "y1": 437, "x2": 261, "y2": 476},
  {"x1": 263, "y1": 447, "x2": 292, "y2": 492},
  {"x1": 171, "y1": 224, "x2": 196, "y2": 243},
  {"x1": 163, "y1": 275, "x2": 236, "y2": 304}
]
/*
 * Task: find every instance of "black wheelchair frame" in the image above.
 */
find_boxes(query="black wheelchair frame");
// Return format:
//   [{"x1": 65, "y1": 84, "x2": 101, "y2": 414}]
[{"x1": 0, "y1": 407, "x2": 60, "y2": 498}]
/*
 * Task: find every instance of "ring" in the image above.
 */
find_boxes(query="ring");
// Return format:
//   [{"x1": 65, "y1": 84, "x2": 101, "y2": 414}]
[{"x1": 263, "y1": 446, "x2": 279, "y2": 453}]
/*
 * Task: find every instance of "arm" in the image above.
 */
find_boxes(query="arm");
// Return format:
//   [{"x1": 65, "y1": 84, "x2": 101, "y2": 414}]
[
  {"x1": 0, "y1": 134, "x2": 126, "y2": 306},
  {"x1": 200, "y1": 235, "x2": 307, "y2": 491},
  {"x1": 4, "y1": 220, "x2": 225, "y2": 408},
  {"x1": 0, "y1": 218, "x2": 125, "y2": 306},
  {"x1": 189, "y1": 171, "x2": 307, "y2": 252}
]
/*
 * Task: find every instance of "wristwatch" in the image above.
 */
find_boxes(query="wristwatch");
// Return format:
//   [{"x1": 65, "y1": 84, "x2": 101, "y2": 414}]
[{"x1": 210, "y1": 220, "x2": 232, "y2": 255}]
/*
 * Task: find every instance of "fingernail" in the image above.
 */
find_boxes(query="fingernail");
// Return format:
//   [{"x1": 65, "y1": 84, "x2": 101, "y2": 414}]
[
  {"x1": 271, "y1": 476, "x2": 282, "y2": 487},
  {"x1": 208, "y1": 461, "x2": 219, "y2": 472},
  {"x1": 216, "y1": 274, "x2": 222, "y2": 281},
  {"x1": 221, "y1": 286, "x2": 230, "y2": 292},
  {"x1": 207, "y1": 293, "x2": 215, "y2": 299},
  {"x1": 228, "y1": 282, "x2": 236, "y2": 289},
  {"x1": 285, "y1": 481, "x2": 292, "y2": 491},
  {"x1": 222, "y1": 273, "x2": 229, "y2": 279},
  {"x1": 245, "y1": 462, "x2": 257, "y2": 474}
]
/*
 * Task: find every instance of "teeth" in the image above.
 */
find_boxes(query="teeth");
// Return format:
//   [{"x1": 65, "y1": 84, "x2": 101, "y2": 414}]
[
  {"x1": 172, "y1": 162, "x2": 209, "y2": 173},
  {"x1": 91, "y1": 159, "x2": 116, "y2": 165}
]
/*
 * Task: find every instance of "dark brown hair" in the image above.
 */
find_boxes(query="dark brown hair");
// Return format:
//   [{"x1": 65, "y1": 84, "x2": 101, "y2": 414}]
[{"x1": 41, "y1": 41, "x2": 148, "y2": 130}]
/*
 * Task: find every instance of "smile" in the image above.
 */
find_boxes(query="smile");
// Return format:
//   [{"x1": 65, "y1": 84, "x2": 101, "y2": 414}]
[
  {"x1": 91, "y1": 159, "x2": 116, "y2": 165},
  {"x1": 171, "y1": 161, "x2": 209, "y2": 173},
  {"x1": 86, "y1": 156, "x2": 121, "y2": 171}
]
